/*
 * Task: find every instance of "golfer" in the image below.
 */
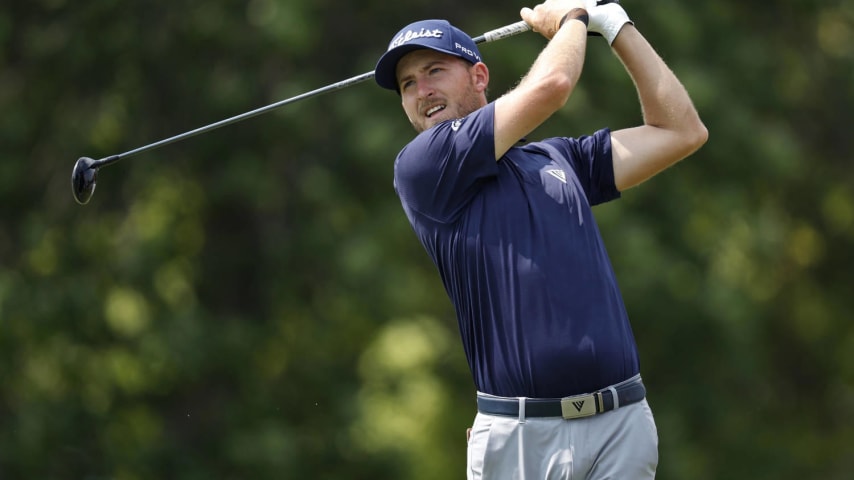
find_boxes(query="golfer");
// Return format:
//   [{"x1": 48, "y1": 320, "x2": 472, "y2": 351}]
[{"x1": 375, "y1": 0, "x2": 707, "y2": 477}]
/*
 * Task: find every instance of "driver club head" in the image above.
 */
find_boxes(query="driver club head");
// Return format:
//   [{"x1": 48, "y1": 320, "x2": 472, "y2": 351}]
[{"x1": 71, "y1": 156, "x2": 98, "y2": 205}]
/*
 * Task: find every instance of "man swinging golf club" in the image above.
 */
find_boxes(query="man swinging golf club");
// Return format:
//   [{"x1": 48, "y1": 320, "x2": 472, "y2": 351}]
[{"x1": 374, "y1": 0, "x2": 708, "y2": 478}]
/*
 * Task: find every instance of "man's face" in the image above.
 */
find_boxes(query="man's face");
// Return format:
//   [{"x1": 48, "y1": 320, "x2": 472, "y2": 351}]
[{"x1": 395, "y1": 49, "x2": 488, "y2": 133}]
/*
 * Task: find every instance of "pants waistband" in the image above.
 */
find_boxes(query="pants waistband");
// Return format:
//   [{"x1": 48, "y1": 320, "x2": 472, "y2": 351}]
[{"x1": 476, "y1": 375, "x2": 646, "y2": 420}]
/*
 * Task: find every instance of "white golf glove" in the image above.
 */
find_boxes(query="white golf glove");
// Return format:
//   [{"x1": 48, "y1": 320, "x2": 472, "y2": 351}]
[{"x1": 586, "y1": 0, "x2": 633, "y2": 45}]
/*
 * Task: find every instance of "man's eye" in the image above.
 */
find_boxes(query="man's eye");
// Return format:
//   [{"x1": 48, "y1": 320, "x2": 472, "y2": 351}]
[
  {"x1": 429, "y1": 67, "x2": 442, "y2": 75},
  {"x1": 401, "y1": 80, "x2": 414, "y2": 90}
]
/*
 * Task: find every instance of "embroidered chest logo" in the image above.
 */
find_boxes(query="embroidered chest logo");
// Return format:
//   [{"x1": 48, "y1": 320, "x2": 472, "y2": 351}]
[{"x1": 546, "y1": 169, "x2": 566, "y2": 184}]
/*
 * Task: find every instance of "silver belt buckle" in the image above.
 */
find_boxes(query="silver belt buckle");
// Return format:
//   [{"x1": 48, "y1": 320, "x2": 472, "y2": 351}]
[{"x1": 560, "y1": 392, "x2": 601, "y2": 419}]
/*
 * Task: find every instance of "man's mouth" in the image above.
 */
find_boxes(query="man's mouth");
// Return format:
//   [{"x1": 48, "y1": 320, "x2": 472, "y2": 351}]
[{"x1": 425, "y1": 105, "x2": 446, "y2": 118}]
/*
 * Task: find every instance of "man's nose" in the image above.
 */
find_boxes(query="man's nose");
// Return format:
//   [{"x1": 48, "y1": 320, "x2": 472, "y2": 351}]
[{"x1": 417, "y1": 81, "x2": 434, "y2": 99}]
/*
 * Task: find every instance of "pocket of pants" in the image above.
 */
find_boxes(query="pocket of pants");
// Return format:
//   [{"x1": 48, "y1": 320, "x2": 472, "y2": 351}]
[
  {"x1": 639, "y1": 399, "x2": 659, "y2": 448},
  {"x1": 467, "y1": 413, "x2": 494, "y2": 480},
  {"x1": 635, "y1": 399, "x2": 660, "y2": 471}
]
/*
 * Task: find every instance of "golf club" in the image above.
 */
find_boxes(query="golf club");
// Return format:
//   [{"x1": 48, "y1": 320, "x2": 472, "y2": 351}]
[
  {"x1": 71, "y1": 2, "x2": 622, "y2": 205},
  {"x1": 70, "y1": 20, "x2": 532, "y2": 205}
]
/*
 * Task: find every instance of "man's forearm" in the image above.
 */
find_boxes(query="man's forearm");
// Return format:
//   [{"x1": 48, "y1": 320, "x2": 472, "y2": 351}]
[
  {"x1": 611, "y1": 25, "x2": 704, "y2": 132},
  {"x1": 520, "y1": 15, "x2": 589, "y2": 104},
  {"x1": 493, "y1": 12, "x2": 589, "y2": 158}
]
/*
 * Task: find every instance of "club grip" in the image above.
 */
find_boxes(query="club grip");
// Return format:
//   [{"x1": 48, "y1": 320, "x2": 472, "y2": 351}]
[
  {"x1": 476, "y1": 21, "x2": 532, "y2": 44},
  {"x1": 474, "y1": 0, "x2": 620, "y2": 44}
]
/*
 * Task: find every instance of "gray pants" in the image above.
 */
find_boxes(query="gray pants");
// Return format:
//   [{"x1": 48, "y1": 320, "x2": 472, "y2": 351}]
[{"x1": 467, "y1": 399, "x2": 658, "y2": 479}]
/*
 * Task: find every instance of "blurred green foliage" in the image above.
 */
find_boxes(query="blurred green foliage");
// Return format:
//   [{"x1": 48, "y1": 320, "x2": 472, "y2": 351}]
[{"x1": 1, "y1": 0, "x2": 853, "y2": 478}]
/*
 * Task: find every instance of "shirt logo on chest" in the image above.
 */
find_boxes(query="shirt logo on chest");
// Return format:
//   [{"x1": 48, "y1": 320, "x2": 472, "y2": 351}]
[{"x1": 546, "y1": 169, "x2": 567, "y2": 184}]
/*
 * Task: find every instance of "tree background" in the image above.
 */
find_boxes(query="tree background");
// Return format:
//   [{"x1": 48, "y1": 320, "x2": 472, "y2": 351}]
[{"x1": 1, "y1": 0, "x2": 853, "y2": 478}]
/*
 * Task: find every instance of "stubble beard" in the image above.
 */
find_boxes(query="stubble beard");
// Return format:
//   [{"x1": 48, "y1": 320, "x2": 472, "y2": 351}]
[{"x1": 410, "y1": 81, "x2": 485, "y2": 133}]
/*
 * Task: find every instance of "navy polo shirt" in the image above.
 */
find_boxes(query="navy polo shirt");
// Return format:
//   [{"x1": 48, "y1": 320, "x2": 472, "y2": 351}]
[{"x1": 393, "y1": 102, "x2": 640, "y2": 398}]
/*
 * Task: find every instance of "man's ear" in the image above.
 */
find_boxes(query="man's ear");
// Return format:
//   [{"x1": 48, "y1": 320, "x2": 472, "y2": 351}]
[{"x1": 472, "y1": 62, "x2": 490, "y2": 94}]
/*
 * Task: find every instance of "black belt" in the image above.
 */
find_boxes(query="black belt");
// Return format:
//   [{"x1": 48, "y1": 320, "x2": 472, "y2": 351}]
[{"x1": 476, "y1": 377, "x2": 646, "y2": 420}]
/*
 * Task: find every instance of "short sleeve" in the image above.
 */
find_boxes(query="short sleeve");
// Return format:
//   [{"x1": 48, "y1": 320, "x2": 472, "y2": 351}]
[
  {"x1": 394, "y1": 103, "x2": 499, "y2": 223},
  {"x1": 539, "y1": 128, "x2": 620, "y2": 206}
]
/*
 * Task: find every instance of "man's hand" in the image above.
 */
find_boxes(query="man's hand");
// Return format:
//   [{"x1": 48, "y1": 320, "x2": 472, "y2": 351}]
[
  {"x1": 521, "y1": 0, "x2": 588, "y2": 39},
  {"x1": 585, "y1": 0, "x2": 632, "y2": 45}
]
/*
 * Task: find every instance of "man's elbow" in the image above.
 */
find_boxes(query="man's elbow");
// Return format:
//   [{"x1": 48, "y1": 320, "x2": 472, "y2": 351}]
[
  {"x1": 537, "y1": 73, "x2": 575, "y2": 109},
  {"x1": 693, "y1": 121, "x2": 710, "y2": 151},
  {"x1": 683, "y1": 117, "x2": 709, "y2": 156}
]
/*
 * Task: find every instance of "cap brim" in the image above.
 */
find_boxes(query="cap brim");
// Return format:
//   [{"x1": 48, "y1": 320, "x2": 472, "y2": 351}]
[{"x1": 375, "y1": 44, "x2": 445, "y2": 91}]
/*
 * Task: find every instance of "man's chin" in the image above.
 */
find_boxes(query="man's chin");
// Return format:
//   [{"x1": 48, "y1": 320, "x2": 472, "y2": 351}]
[
  {"x1": 411, "y1": 118, "x2": 436, "y2": 133},
  {"x1": 421, "y1": 115, "x2": 448, "y2": 131},
  {"x1": 411, "y1": 109, "x2": 459, "y2": 132}
]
